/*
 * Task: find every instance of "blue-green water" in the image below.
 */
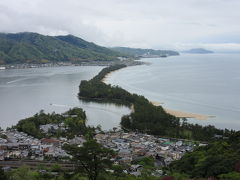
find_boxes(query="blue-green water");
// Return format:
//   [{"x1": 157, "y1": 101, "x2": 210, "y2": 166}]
[{"x1": 106, "y1": 54, "x2": 240, "y2": 130}]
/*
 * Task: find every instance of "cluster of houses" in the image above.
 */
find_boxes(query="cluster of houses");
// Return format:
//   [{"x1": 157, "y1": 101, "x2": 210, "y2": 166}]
[
  {"x1": 0, "y1": 130, "x2": 70, "y2": 161},
  {"x1": 0, "y1": 125, "x2": 204, "y2": 176},
  {"x1": 0, "y1": 59, "x2": 140, "y2": 70},
  {"x1": 1, "y1": 62, "x2": 74, "y2": 70},
  {"x1": 0, "y1": 128, "x2": 196, "y2": 165},
  {"x1": 94, "y1": 130, "x2": 202, "y2": 176},
  {"x1": 95, "y1": 131, "x2": 196, "y2": 166},
  {"x1": 40, "y1": 123, "x2": 67, "y2": 135}
]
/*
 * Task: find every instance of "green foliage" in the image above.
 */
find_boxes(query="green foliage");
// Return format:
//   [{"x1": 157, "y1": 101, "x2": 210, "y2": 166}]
[
  {"x1": 64, "y1": 139, "x2": 115, "y2": 180},
  {"x1": 79, "y1": 64, "x2": 137, "y2": 106},
  {"x1": 97, "y1": 173, "x2": 159, "y2": 180},
  {"x1": 92, "y1": 64, "x2": 127, "y2": 82},
  {"x1": 111, "y1": 165, "x2": 127, "y2": 177},
  {"x1": 7, "y1": 166, "x2": 41, "y2": 180},
  {"x1": 57, "y1": 35, "x2": 124, "y2": 57},
  {"x1": 4, "y1": 166, "x2": 76, "y2": 180},
  {"x1": 51, "y1": 164, "x2": 62, "y2": 172},
  {"x1": 136, "y1": 157, "x2": 157, "y2": 178},
  {"x1": 169, "y1": 172, "x2": 189, "y2": 180},
  {"x1": 63, "y1": 108, "x2": 88, "y2": 138},
  {"x1": 0, "y1": 32, "x2": 123, "y2": 64},
  {"x1": 0, "y1": 168, "x2": 7, "y2": 180},
  {"x1": 15, "y1": 108, "x2": 87, "y2": 138},
  {"x1": 218, "y1": 172, "x2": 240, "y2": 180},
  {"x1": 170, "y1": 132, "x2": 240, "y2": 178},
  {"x1": 0, "y1": 133, "x2": 8, "y2": 139},
  {"x1": 135, "y1": 157, "x2": 155, "y2": 168}
]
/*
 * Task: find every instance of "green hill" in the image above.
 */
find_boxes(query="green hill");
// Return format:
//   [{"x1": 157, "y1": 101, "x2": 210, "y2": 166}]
[
  {"x1": 0, "y1": 32, "x2": 123, "y2": 64},
  {"x1": 56, "y1": 35, "x2": 119, "y2": 57},
  {"x1": 111, "y1": 46, "x2": 179, "y2": 57},
  {"x1": 170, "y1": 132, "x2": 240, "y2": 179}
]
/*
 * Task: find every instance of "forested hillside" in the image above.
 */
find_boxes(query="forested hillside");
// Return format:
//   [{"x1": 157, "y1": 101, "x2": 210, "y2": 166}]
[
  {"x1": 170, "y1": 132, "x2": 240, "y2": 179},
  {"x1": 0, "y1": 32, "x2": 123, "y2": 64}
]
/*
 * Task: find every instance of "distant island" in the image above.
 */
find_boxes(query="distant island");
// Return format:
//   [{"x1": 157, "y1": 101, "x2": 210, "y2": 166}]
[
  {"x1": 111, "y1": 47, "x2": 179, "y2": 58},
  {"x1": 182, "y1": 48, "x2": 214, "y2": 54}
]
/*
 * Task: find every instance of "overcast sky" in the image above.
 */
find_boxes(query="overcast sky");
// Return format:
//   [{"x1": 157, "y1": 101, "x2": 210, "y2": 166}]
[{"x1": 0, "y1": 0, "x2": 240, "y2": 52}]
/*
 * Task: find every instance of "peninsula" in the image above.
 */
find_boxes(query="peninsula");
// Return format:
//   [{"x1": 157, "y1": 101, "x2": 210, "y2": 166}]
[{"x1": 78, "y1": 64, "x2": 229, "y2": 142}]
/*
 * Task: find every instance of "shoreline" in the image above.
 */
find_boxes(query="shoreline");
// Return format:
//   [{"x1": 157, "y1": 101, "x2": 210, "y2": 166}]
[
  {"x1": 101, "y1": 60, "x2": 145, "y2": 83},
  {"x1": 164, "y1": 108, "x2": 212, "y2": 120},
  {"x1": 101, "y1": 70, "x2": 119, "y2": 84},
  {"x1": 101, "y1": 63, "x2": 214, "y2": 121},
  {"x1": 150, "y1": 101, "x2": 213, "y2": 120},
  {"x1": 0, "y1": 59, "x2": 138, "y2": 70}
]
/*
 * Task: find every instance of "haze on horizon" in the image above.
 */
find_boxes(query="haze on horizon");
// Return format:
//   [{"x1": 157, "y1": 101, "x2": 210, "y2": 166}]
[{"x1": 0, "y1": 0, "x2": 240, "y2": 52}]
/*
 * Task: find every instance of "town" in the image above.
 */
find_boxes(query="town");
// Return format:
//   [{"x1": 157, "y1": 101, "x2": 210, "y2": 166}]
[
  {"x1": 0, "y1": 57, "x2": 141, "y2": 70},
  {"x1": 0, "y1": 124, "x2": 203, "y2": 176}
]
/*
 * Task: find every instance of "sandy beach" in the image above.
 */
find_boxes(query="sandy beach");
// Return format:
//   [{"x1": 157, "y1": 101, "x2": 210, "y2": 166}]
[
  {"x1": 101, "y1": 69, "x2": 121, "y2": 84},
  {"x1": 164, "y1": 108, "x2": 211, "y2": 120},
  {"x1": 101, "y1": 73, "x2": 111, "y2": 83},
  {"x1": 151, "y1": 101, "x2": 213, "y2": 120}
]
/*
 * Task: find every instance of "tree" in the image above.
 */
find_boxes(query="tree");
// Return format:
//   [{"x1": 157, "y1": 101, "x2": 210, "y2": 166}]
[
  {"x1": 8, "y1": 166, "x2": 40, "y2": 180},
  {"x1": 0, "y1": 168, "x2": 7, "y2": 180},
  {"x1": 64, "y1": 139, "x2": 115, "y2": 180},
  {"x1": 219, "y1": 172, "x2": 240, "y2": 180}
]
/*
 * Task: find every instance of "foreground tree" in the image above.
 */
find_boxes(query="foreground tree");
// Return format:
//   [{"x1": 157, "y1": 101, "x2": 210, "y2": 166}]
[
  {"x1": 64, "y1": 139, "x2": 115, "y2": 180},
  {"x1": 7, "y1": 166, "x2": 40, "y2": 180},
  {"x1": 169, "y1": 132, "x2": 240, "y2": 179},
  {"x1": 0, "y1": 168, "x2": 7, "y2": 180}
]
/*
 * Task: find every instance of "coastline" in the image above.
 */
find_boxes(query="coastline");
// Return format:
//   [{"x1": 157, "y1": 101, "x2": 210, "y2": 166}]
[
  {"x1": 101, "y1": 71, "x2": 119, "y2": 84},
  {"x1": 101, "y1": 59, "x2": 145, "y2": 83},
  {"x1": 0, "y1": 59, "x2": 140, "y2": 70},
  {"x1": 150, "y1": 101, "x2": 213, "y2": 120},
  {"x1": 101, "y1": 64, "x2": 213, "y2": 121},
  {"x1": 164, "y1": 108, "x2": 212, "y2": 120}
]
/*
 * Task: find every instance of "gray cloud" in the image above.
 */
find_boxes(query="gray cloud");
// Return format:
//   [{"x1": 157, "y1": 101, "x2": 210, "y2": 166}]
[{"x1": 0, "y1": 0, "x2": 240, "y2": 51}]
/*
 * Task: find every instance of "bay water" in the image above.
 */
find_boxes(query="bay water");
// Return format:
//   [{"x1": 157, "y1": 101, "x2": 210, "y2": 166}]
[
  {"x1": 106, "y1": 54, "x2": 240, "y2": 130},
  {"x1": 0, "y1": 66, "x2": 130, "y2": 130}
]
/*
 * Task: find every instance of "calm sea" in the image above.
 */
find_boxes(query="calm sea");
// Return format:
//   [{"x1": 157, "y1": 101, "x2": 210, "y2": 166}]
[
  {"x1": 106, "y1": 54, "x2": 240, "y2": 130},
  {"x1": 0, "y1": 66, "x2": 130, "y2": 130}
]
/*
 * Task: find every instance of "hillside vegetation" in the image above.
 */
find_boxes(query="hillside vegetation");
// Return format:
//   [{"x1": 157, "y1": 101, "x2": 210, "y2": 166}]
[
  {"x1": 14, "y1": 108, "x2": 88, "y2": 139},
  {"x1": 170, "y1": 132, "x2": 240, "y2": 179},
  {"x1": 0, "y1": 32, "x2": 124, "y2": 64}
]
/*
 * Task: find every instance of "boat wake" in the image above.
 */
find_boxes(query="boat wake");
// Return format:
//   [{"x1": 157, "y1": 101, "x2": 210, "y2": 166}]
[
  {"x1": 50, "y1": 103, "x2": 73, "y2": 108},
  {"x1": 7, "y1": 78, "x2": 29, "y2": 84}
]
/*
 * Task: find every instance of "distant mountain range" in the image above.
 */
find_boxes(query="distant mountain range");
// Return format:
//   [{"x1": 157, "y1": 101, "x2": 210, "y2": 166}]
[
  {"x1": 182, "y1": 48, "x2": 214, "y2": 54},
  {"x1": 0, "y1": 32, "x2": 123, "y2": 64},
  {"x1": 111, "y1": 47, "x2": 179, "y2": 57}
]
